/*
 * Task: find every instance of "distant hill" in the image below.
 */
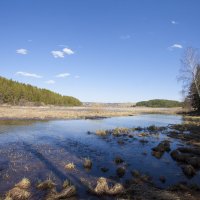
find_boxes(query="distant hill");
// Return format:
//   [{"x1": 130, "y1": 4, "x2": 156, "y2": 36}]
[
  {"x1": 136, "y1": 99, "x2": 182, "y2": 108},
  {"x1": 0, "y1": 76, "x2": 82, "y2": 106}
]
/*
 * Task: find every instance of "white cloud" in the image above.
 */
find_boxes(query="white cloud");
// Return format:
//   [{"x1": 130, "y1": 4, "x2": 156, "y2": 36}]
[
  {"x1": 16, "y1": 48, "x2": 28, "y2": 55},
  {"x1": 45, "y1": 80, "x2": 55, "y2": 84},
  {"x1": 51, "y1": 47, "x2": 74, "y2": 58},
  {"x1": 120, "y1": 35, "x2": 131, "y2": 40},
  {"x1": 56, "y1": 73, "x2": 70, "y2": 78},
  {"x1": 169, "y1": 44, "x2": 183, "y2": 50},
  {"x1": 63, "y1": 48, "x2": 74, "y2": 55},
  {"x1": 16, "y1": 71, "x2": 42, "y2": 78},
  {"x1": 171, "y1": 20, "x2": 178, "y2": 25},
  {"x1": 75, "y1": 75, "x2": 80, "y2": 79},
  {"x1": 51, "y1": 50, "x2": 65, "y2": 58}
]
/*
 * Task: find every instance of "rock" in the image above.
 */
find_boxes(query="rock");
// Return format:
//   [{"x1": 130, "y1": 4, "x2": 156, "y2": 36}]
[
  {"x1": 101, "y1": 167, "x2": 109, "y2": 173},
  {"x1": 116, "y1": 167, "x2": 126, "y2": 177},
  {"x1": 139, "y1": 139, "x2": 149, "y2": 144},
  {"x1": 83, "y1": 158, "x2": 92, "y2": 169},
  {"x1": 115, "y1": 156, "x2": 124, "y2": 164},
  {"x1": 152, "y1": 151, "x2": 162, "y2": 159},
  {"x1": 131, "y1": 170, "x2": 140, "y2": 178},
  {"x1": 187, "y1": 157, "x2": 200, "y2": 168},
  {"x1": 159, "y1": 176, "x2": 166, "y2": 183},
  {"x1": 182, "y1": 165, "x2": 196, "y2": 177},
  {"x1": 117, "y1": 139, "x2": 125, "y2": 145},
  {"x1": 152, "y1": 140, "x2": 170, "y2": 152},
  {"x1": 152, "y1": 140, "x2": 170, "y2": 159},
  {"x1": 170, "y1": 150, "x2": 188, "y2": 162}
]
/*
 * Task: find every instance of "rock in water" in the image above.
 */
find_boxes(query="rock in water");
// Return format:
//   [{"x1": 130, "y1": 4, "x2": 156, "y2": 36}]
[{"x1": 182, "y1": 165, "x2": 196, "y2": 177}]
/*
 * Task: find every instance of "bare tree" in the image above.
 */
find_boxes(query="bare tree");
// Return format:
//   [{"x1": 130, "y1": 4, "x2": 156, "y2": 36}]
[{"x1": 178, "y1": 47, "x2": 200, "y2": 98}]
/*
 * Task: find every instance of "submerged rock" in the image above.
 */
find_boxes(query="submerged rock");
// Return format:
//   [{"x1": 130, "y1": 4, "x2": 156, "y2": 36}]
[
  {"x1": 152, "y1": 140, "x2": 170, "y2": 159},
  {"x1": 116, "y1": 167, "x2": 126, "y2": 177},
  {"x1": 131, "y1": 170, "x2": 140, "y2": 178},
  {"x1": 159, "y1": 176, "x2": 166, "y2": 183},
  {"x1": 182, "y1": 165, "x2": 196, "y2": 177},
  {"x1": 114, "y1": 156, "x2": 124, "y2": 164},
  {"x1": 101, "y1": 167, "x2": 109, "y2": 173}
]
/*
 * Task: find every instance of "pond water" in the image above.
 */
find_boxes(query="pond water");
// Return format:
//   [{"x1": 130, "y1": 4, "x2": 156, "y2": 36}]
[{"x1": 0, "y1": 114, "x2": 199, "y2": 199}]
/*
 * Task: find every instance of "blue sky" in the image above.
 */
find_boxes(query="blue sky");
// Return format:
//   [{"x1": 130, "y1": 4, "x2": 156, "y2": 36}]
[{"x1": 0, "y1": 0, "x2": 200, "y2": 103}]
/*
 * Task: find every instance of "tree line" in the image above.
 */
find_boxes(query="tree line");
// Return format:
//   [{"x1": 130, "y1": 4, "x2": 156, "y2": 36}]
[
  {"x1": 136, "y1": 99, "x2": 182, "y2": 108},
  {"x1": 0, "y1": 76, "x2": 82, "y2": 106}
]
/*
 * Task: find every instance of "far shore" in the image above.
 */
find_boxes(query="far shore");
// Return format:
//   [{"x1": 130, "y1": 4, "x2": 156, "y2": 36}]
[{"x1": 0, "y1": 105, "x2": 182, "y2": 120}]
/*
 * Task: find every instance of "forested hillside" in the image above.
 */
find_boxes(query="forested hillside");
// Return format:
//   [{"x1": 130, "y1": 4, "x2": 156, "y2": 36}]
[
  {"x1": 0, "y1": 76, "x2": 82, "y2": 106},
  {"x1": 136, "y1": 99, "x2": 182, "y2": 108}
]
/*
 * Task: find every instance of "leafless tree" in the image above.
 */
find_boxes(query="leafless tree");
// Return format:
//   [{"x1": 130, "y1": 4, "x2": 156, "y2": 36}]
[{"x1": 178, "y1": 47, "x2": 200, "y2": 99}]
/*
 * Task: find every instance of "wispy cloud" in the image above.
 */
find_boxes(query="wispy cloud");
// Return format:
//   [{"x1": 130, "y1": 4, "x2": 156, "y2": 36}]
[
  {"x1": 51, "y1": 50, "x2": 65, "y2": 58},
  {"x1": 45, "y1": 80, "x2": 55, "y2": 84},
  {"x1": 51, "y1": 47, "x2": 74, "y2": 58},
  {"x1": 171, "y1": 20, "x2": 178, "y2": 25},
  {"x1": 75, "y1": 75, "x2": 80, "y2": 79},
  {"x1": 16, "y1": 48, "x2": 28, "y2": 55},
  {"x1": 56, "y1": 73, "x2": 70, "y2": 78},
  {"x1": 16, "y1": 71, "x2": 42, "y2": 78},
  {"x1": 168, "y1": 44, "x2": 183, "y2": 50},
  {"x1": 120, "y1": 35, "x2": 131, "y2": 40}
]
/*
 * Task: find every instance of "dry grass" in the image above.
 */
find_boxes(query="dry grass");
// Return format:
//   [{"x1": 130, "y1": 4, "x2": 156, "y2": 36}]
[
  {"x1": 0, "y1": 106, "x2": 182, "y2": 120},
  {"x1": 65, "y1": 162, "x2": 75, "y2": 170}
]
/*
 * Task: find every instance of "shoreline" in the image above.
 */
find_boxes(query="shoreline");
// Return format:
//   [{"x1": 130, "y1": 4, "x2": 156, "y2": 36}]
[{"x1": 0, "y1": 106, "x2": 182, "y2": 120}]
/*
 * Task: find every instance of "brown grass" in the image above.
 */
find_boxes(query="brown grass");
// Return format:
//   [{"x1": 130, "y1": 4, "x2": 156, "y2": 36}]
[{"x1": 0, "y1": 105, "x2": 182, "y2": 120}]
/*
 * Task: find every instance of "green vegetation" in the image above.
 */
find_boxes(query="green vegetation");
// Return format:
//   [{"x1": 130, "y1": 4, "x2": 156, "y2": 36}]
[
  {"x1": 0, "y1": 76, "x2": 82, "y2": 106},
  {"x1": 136, "y1": 99, "x2": 182, "y2": 108}
]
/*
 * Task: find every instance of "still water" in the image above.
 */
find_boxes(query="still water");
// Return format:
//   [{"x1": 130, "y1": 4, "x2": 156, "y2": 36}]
[{"x1": 0, "y1": 114, "x2": 199, "y2": 199}]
